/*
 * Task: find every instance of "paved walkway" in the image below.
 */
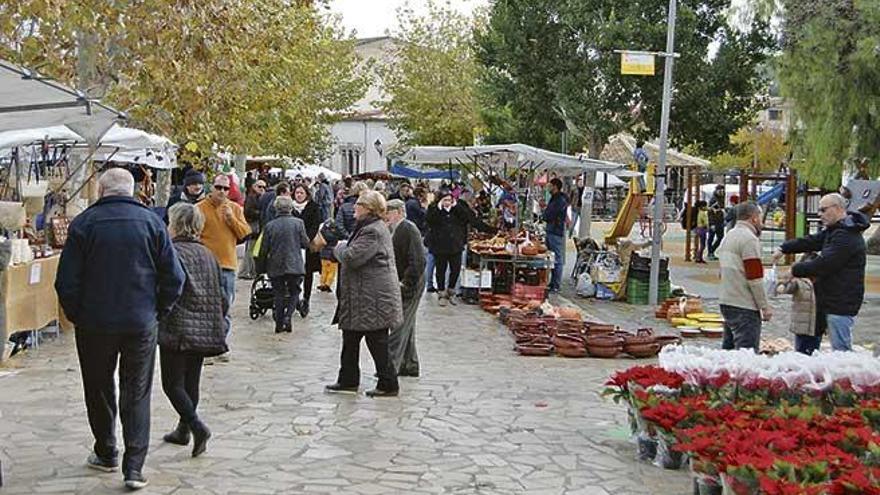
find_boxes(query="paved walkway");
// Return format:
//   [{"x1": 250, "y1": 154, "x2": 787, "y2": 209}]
[{"x1": 0, "y1": 280, "x2": 690, "y2": 494}]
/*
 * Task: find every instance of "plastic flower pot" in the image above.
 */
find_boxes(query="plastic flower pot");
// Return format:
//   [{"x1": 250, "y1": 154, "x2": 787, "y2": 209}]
[
  {"x1": 636, "y1": 432, "x2": 658, "y2": 461},
  {"x1": 695, "y1": 476, "x2": 722, "y2": 495},
  {"x1": 720, "y1": 473, "x2": 759, "y2": 495},
  {"x1": 655, "y1": 436, "x2": 686, "y2": 470}
]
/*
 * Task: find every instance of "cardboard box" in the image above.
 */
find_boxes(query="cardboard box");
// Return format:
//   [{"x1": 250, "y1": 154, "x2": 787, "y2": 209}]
[{"x1": 1, "y1": 255, "x2": 61, "y2": 343}]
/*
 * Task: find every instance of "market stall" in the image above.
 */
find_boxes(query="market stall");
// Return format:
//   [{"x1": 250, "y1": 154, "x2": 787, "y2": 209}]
[{"x1": 396, "y1": 144, "x2": 627, "y2": 302}]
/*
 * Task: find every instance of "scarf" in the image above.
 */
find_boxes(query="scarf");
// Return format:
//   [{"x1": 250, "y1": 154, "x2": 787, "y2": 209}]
[
  {"x1": 293, "y1": 200, "x2": 308, "y2": 214},
  {"x1": 349, "y1": 215, "x2": 381, "y2": 241}
]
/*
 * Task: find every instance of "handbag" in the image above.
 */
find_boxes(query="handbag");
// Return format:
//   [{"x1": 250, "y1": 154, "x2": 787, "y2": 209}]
[{"x1": 310, "y1": 231, "x2": 327, "y2": 253}]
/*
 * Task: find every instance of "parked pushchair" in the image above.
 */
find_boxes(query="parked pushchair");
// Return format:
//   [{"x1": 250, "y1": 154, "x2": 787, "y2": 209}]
[{"x1": 248, "y1": 274, "x2": 276, "y2": 320}]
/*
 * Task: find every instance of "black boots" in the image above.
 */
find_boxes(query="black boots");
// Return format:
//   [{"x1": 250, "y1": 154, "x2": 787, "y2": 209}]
[
  {"x1": 298, "y1": 298, "x2": 310, "y2": 318},
  {"x1": 190, "y1": 419, "x2": 211, "y2": 458},
  {"x1": 162, "y1": 421, "x2": 190, "y2": 446}
]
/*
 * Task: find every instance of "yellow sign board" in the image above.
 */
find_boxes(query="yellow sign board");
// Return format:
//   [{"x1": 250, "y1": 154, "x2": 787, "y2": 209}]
[{"x1": 621, "y1": 53, "x2": 655, "y2": 76}]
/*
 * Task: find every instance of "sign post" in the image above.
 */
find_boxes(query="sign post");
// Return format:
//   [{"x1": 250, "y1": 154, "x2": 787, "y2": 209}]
[{"x1": 615, "y1": 0, "x2": 678, "y2": 306}]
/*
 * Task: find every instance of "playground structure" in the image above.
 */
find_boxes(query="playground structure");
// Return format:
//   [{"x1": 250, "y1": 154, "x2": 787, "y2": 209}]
[{"x1": 604, "y1": 163, "x2": 655, "y2": 245}]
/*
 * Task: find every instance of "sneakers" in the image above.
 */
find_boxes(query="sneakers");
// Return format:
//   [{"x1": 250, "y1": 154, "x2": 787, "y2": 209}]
[
  {"x1": 426, "y1": 287, "x2": 437, "y2": 293},
  {"x1": 86, "y1": 453, "x2": 118, "y2": 472},
  {"x1": 162, "y1": 421, "x2": 190, "y2": 445},
  {"x1": 124, "y1": 471, "x2": 148, "y2": 491},
  {"x1": 446, "y1": 289, "x2": 457, "y2": 306},
  {"x1": 324, "y1": 383, "x2": 358, "y2": 394},
  {"x1": 437, "y1": 293, "x2": 448, "y2": 307},
  {"x1": 366, "y1": 388, "x2": 399, "y2": 398}
]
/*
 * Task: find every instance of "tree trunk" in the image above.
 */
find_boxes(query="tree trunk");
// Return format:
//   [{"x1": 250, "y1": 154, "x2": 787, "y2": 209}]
[{"x1": 155, "y1": 169, "x2": 172, "y2": 207}]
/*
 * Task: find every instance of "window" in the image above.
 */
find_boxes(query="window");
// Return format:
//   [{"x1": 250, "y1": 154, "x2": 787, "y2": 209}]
[{"x1": 768, "y1": 109, "x2": 782, "y2": 121}]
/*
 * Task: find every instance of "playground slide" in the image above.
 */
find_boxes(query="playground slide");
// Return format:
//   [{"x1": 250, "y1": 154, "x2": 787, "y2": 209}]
[
  {"x1": 604, "y1": 190, "x2": 647, "y2": 245},
  {"x1": 756, "y1": 182, "x2": 785, "y2": 206}
]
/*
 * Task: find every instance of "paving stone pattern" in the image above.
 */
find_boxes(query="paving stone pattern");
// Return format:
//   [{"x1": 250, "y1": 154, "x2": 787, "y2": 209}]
[{"x1": 0, "y1": 281, "x2": 690, "y2": 494}]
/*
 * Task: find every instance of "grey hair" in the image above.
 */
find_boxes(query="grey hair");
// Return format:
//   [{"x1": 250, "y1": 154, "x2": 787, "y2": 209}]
[
  {"x1": 350, "y1": 181, "x2": 370, "y2": 197},
  {"x1": 98, "y1": 168, "x2": 135, "y2": 197},
  {"x1": 168, "y1": 202, "x2": 205, "y2": 239},
  {"x1": 735, "y1": 202, "x2": 761, "y2": 221},
  {"x1": 275, "y1": 194, "x2": 294, "y2": 213},
  {"x1": 386, "y1": 199, "x2": 406, "y2": 216},
  {"x1": 821, "y1": 193, "x2": 847, "y2": 209}
]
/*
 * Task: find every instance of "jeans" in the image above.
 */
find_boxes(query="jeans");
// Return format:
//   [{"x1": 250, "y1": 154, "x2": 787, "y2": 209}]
[
  {"x1": 546, "y1": 233, "x2": 565, "y2": 291},
  {"x1": 720, "y1": 304, "x2": 761, "y2": 351},
  {"x1": 424, "y1": 248, "x2": 435, "y2": 290},
  {"x1": 434, "y1": 252, "x2": 462, "y2": 291},
  {"x1": 75, "y1": 328, "x2": 157, "y2": 474},
  {"x1": 337, "y1": 329, "x2": 399, "y2": 392},
  {"x1": 707, "y1": 226, "x2": 724, "y2": 256},
  {"x1": 160, "y1": 348, "x2": 204, "y2": 425},
  {"x1": 827, "y1": 314, "x2": 855, "y2": 351},
  {"x1": 220, "y1": 269, "x2": 236, "y2": 342},
  {"x1": 271, "y1": 274, "x2": 303, "y2": 328},
  {"x1": 695, "y1": 227, "x2": 708, "y2": 261}
]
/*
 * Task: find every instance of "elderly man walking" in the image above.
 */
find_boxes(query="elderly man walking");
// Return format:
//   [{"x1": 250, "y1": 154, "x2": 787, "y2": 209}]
[
  {"x1": 258, "y1": 195, "x2": 312, "y2": 334},
  {"x1": 197, "y1": 175, "x2": 251, "y2": 357},
  {"x1": 716, "y1": 202, "x2": 772, "y2": 351},
  {"x1": 773, "y1": 193, "x2": 868, "y2": 353},
  {"x1": 386, "y1": 199, "x2": 427, "y2": 377},
  {"x1": 55, "y1": 168, "x2": 185, "y2": 490}
]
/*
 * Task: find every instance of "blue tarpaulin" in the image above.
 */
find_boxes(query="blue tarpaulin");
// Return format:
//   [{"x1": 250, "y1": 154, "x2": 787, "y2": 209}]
[{"x1": 390, "y1": 162, "x2": 460, "y2": 181}]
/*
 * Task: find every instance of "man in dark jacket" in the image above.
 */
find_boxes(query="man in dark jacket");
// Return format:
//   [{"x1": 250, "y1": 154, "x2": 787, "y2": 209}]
[
  {"x1": 773, "y1": 193, "x2": 869, "y2": 353},
  {"x1": 166, "y1": 169, "x2": 206, "y2": 210},
  {"x1": 385, "y1": 199, "x2": 426, "y2": 377},
  {"x1": 55, "y1": 168, "x2": 185, "y2": 491},
  {"x1": 259, "y1": 181, "x2": 290, "y2": 228},
  {"x1": 314, "y1": 173, "x2": 334, "y2": 221},
  {"x1": 542, "y1": 178, "x2": 569, "y2": 292}
]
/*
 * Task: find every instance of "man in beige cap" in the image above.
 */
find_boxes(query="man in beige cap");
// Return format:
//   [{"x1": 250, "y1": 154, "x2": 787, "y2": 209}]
[{"x1": 197, "y1": 174, "x2": 251, "y2": 358}]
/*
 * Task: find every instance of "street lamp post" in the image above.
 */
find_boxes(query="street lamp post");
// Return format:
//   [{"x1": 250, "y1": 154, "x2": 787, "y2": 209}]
[{"x1": 648, "y1": 0, "x2": 678, "y2": 306}]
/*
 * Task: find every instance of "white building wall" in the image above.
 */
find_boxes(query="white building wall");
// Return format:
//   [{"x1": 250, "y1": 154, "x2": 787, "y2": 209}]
[{"x1": 323, "y1": 119, "x2": 399, "y2": 176}]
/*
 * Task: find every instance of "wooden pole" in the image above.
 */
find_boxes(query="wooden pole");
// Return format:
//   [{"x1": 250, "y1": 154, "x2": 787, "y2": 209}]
[
  {"x1": 685, "y1": 168, "x2": 693, "y2": 262},
  {"x1": 784, "y1": 169, "x2": 797, "y2": 265}
]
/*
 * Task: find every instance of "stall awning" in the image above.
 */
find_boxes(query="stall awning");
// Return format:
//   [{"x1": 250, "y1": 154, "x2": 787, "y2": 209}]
[
  {"x1": 390, "y1": 163, "x2": 460, "y2": 181},
  {"x1": 0, "y1": 60, "x2": 125, "y2": 143},
  {"x1": 395, "y1": 144, "x2": 625, "y2": 174},
  {"x1": 0, "y1": 124, "x2": 178, "y2": 169}
]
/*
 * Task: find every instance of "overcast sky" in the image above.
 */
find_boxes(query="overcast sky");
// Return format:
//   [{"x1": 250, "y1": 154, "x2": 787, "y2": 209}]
[{"x1": 328, "y1": 0, "x2": 488, "y2": 39}]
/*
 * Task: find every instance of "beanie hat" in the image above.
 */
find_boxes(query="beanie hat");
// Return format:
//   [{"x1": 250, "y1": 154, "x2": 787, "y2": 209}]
[{"x1": 184, "y1": 169, "x2": 205, "y2": 186}]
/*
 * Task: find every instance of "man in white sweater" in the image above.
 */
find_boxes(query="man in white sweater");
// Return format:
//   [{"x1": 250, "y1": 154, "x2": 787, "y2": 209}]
[{"x1": 716, "y1": 202, "x2": 772, "y2": 351}]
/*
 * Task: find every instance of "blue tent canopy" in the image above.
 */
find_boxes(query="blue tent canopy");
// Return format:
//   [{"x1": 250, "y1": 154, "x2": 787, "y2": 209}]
[{"x1": 390, "y1": 162, "x2": 460, "y2": 181}]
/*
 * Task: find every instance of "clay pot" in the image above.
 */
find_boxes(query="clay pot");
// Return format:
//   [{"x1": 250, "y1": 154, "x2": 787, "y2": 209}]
[
  {"x1": 517, "y1": 344, "x2": 555, "y2": 356},
  {"x1": 553, "y1": 334, "x2": 585, "y2": 349},
  {"x1": 655, "y1": 335, "x2": 682, "y2": 348},
  {"x1": 557, "y1": 346, "x2": 588, "y2": 358},
  {"x1": 585, "y1": 334, "x2": 624, "y2": 358},
  {"x1": 521, "y1": 245, "x2": 539, "y2": 256},
  {"x1": 624, "y1": 342, "x2": 660, "y2": 358},
  {"x1": 585, "y1": 322, "x2": 616, "y2": 335},
  {"x1": 622, "y1": 328, "x2": 656, "y2": 346},
  {"x1": 557, "y1": 307, "x2": 581, "y2": 320}
]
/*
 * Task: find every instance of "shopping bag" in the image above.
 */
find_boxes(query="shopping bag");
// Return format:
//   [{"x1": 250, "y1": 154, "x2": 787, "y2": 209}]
[
  {"x1": 251, "y1": 232, "x2": 264, "y2": 258},
  {"x1": 310, "y1": 231, "x2": 327, "y2": 253},
  {"x1": 764, "y1": 263, "x2": 778, "y2": 298},
  {"x1": 576, "y1": 272, "x2": 596, "y2": 298}
]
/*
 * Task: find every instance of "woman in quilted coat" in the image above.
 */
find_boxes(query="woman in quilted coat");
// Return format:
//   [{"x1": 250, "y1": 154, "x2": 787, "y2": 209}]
[
  {"x1": 326, "y1": 191, "x2": 403, "y2": 398},
  {"x1": 159, "y1": 203, "x2": 229, "y2": 458}
]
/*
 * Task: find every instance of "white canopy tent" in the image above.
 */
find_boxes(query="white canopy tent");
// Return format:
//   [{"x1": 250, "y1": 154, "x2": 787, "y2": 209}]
[
  {"x1": 0, "y1": 59, "x2": 125, "y2": 143},
  {"x1": 396, "y1": 144, "x2": 625, "y2": 174},
  {"x1": 268, "y1": 164, "x2": 341, "y2": 181},
  {"x1": 0, "y1": 124, "x2": 177, "y2": 169}
]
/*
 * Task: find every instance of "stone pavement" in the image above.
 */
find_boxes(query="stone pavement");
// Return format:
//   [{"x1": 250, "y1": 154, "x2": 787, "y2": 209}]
[{"x1": 0, "y1": 279, "x2": 690, "y2": 495}]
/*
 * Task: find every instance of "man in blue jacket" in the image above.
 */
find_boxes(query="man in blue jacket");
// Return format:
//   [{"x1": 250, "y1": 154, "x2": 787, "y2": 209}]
[
  {"x1": 542, "y1": 178, "x2": 569, "y2": 292},
  {"x1": 773, "y1": 193, "x2": 869, "y2": 353},
  {"x1": 55, "y1": 168, "x2": 185, "y2": 491}
]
